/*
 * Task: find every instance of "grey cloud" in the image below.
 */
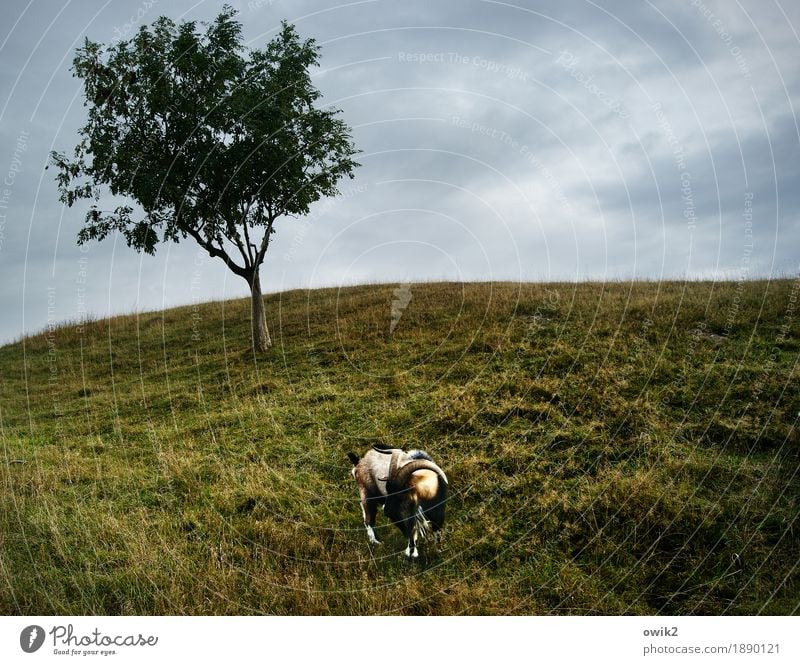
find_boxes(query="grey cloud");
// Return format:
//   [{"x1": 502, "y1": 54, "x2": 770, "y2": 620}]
[{"x1": 0, "y1": 0, "x2": 798, "y2": 343}]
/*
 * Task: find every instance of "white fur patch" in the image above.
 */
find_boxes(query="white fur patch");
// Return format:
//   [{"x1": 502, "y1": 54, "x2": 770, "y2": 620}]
[{"x1": 366, "y1": 525, "x2": 380, "y2": 545}]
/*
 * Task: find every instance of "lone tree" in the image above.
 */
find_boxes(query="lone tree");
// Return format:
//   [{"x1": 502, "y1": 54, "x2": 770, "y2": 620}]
[{"x1": 51, "y1": 7, "x2": 359, "y2": 351}]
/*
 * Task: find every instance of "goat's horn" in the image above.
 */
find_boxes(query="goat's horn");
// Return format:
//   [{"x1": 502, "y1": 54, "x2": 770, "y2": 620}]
[
  {"x1": 388, "y1": 449, "x2": 403, "y2": 482},
  {"x1": 390, "y1": 458, "x2": 448, "y2": 491}
]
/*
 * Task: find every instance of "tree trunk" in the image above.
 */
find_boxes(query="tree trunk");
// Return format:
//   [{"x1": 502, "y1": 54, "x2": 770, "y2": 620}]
[{"x1": 249, "y1": 269, "x2": 271, "y2": 352}]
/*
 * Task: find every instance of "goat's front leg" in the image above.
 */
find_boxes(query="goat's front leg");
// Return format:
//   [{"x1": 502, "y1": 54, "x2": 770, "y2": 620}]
[
  {"x1": 403, "y1": 518, "x2": 418, "y2": 559},
  {"x1": 361, "y1": 493, "x2": 381, "y2": 545}
]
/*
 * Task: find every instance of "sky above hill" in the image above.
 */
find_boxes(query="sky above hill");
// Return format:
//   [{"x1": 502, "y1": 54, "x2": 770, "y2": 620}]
[{"x1": 0, "y1": 0, "x2": 798, "y2": 344}]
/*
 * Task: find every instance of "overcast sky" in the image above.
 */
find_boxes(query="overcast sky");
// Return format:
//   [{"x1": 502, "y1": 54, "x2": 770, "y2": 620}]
[{"x1": 0, "y1": 0, "x2": 798, "y2": 344}]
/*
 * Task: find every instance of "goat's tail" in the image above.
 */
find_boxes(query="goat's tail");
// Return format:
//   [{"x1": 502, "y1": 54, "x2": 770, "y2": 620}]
[{"x1": 346, "y1": 452, "x2": 360, "y2": 466}]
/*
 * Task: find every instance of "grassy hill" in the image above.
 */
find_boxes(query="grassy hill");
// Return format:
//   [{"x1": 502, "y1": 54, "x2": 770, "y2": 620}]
[{"x1": 1, "y1": 280, "x2": 798, "y2": 615}]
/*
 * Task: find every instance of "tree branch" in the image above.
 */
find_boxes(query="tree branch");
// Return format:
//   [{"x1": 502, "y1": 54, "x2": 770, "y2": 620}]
[
  {"x1": 186, "y1": 226, "x2": 249, "y2": 279},
  {"x1": 251, "y1": 215, "x2": 275, "y2": 267},
  {"x1": 241, "y1": 204, "x2": 256, "y2": 265},
  {"x1": 224, "y1": 214, "x2": 251, "y2": 269}
]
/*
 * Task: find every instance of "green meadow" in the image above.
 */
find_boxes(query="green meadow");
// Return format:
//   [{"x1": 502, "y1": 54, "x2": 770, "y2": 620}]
[{"x1": 1, "y1": 280, "x2": 797, "y2": 614}]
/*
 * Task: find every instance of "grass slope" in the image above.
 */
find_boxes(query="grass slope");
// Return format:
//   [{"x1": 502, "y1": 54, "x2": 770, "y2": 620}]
[{"x1": 1, "y1": 281, "x2": 798, "y2": 615}]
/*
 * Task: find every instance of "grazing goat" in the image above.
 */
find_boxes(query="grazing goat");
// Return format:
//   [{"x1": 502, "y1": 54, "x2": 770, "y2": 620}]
[{"x1": 347, "y1": 444, "x2": 448, "y2": 558}]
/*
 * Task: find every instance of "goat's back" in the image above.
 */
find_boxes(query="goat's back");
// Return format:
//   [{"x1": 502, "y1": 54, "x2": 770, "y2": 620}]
[{"x1": 355, "y1": 449, "x2": 409, "y2": 497}]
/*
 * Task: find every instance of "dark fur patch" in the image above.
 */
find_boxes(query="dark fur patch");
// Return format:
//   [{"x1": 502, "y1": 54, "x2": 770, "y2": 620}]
[
  {"x1": 407, "y1": 449, "x2": 433, "y2": 461},
  {"x1": 346, "y1": 452, "x2": 360, "y2": 465}
]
